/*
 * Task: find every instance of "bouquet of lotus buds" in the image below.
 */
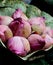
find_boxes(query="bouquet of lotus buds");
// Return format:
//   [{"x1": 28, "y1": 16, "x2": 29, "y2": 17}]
[{"x1": 0, "y1": 0, "x2": 53, "y2": 62}]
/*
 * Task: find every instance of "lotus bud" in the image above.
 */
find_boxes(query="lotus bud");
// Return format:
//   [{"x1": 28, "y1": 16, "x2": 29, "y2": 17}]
[
  {"x1": 12, "y1": 9, "x2": 28, "y2": 21},
  {"x1": 43, "y1": 34, "x2": 53, "y2": 49},
  {"x1": 9, "y1": 18, "x2": 31, "y2": 38},
  {"x1": 0, "y1": 31, "x2": 5, "y2": 42},
  {"x1": 42, "y1": 27, "x2": 53, "y2": 38},
  {"x1": 28, "y1": 34, "x2": 45, "y2": 51},
  {"x1": 28, "y1": 17, "x2": 46, "y2": 34},
  {"x1": 0, "y1": 16, "x2": 13, "y2": 25},
  {"x1": 7, "y1": 36, "x2": 30, "y2": 56},
  {"x1": 0, "y1": 25, "x2": 13, "y2": 42}
]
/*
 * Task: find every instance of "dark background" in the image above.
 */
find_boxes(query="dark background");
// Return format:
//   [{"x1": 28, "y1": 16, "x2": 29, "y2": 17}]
[
  {"x1": 31, "y1": 0, "x2": 53, "y2": 16},
  {"x1": 0, "y1": 0, "x2": 53, "y2": 65}
]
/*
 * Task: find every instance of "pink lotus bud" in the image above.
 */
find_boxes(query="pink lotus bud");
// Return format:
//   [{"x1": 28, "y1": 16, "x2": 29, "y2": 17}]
[
  {"x1": 0, "y1": 31, "x2": 5, "y2": 42},
  {"x1": 42, "y1": 27, "x2": 53, "y2": 37},
  {"x1": 9, "y1": 18, "x2": 31, "y2": 38},
  {"x1": 51, "y1": 29, "x2": 53, "y2": 38},
  {"x1": 0, "y1": 25, "x2": 13, "y2": 42},
  {"x1": 0, "y1": 16, "x2": 13, "y2": 25},
  {"x1": 12, "y1": 9, "x2": 28, "y2": 21},
  {"x1": 28, "y1": 17, "x2": 46, "y2": 34},
  {"x1": 21, "y1": 37, "x2": 30, "y2": 53},
  {"x1": 43, "y1": 34, "x2": 53, "y2": 49},
  {"x1": 7, "y1": 36, "x2": 30, "y2": 56},
  {"x1": 28, "y1": 34, "x2": 45, "y2": 51}
]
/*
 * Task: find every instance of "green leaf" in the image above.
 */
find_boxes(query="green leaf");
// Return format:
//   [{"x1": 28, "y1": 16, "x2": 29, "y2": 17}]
[
  {"x1": 4, "y1": 1, "x2": 26, "y2": 13},
  {"x1": 0, "y1": 0, "x2": 27, "y2": 16},
  {"x1": 0, "y1": 0, "x2": 21, "y2": 7},
  {"x1": 41, "y1": 11, "x2": 53, "y2": 29},
  {"x1": 41, "y1": 11, "x2": 52, "y2": 20},
  {"x1": 26, "y1": 5, "x2": 41, "y2": 18},
  {"x1": 0, "y1": 0, "x2": 6, "y2": 7},
  {"x1": 0, "y1": 0, "x2": 27, "y2": 13},
  {"x1": 0, "y1": 7, "x2": 15, "y2": 16},
  {"x1": 5, "y1": 0, "x2": 22, "y2": 4},
  {"x1": 11, "y1": 1, "x2": 27, "y2": 13},
  {"x1": 45, "y1": 18, "x2": 53, "y2": 29}
]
